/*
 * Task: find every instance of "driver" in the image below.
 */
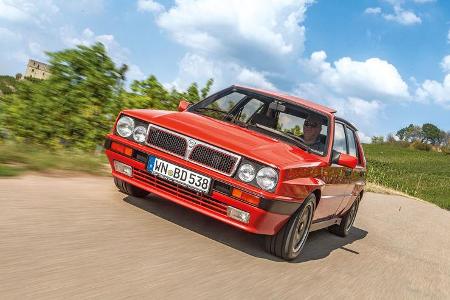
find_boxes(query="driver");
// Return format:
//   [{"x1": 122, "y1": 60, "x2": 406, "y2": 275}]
[{"x1": 301, "y1": 114, "x2": 325, "y2": 153}]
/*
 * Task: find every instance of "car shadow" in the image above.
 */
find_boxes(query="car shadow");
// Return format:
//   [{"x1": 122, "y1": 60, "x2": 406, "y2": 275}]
[{"x1": 123, "y1": 194, "x2": 368, "y2": 263}]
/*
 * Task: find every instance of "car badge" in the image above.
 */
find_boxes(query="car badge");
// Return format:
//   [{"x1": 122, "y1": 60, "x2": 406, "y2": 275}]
[{"x1": 188, "y1": 139, "x2": 196, "y2": 148}]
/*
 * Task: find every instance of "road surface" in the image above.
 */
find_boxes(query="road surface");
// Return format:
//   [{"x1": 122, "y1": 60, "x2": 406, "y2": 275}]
[{"x1": 0, "y1": 175, "x2": 449, "y2": 299}]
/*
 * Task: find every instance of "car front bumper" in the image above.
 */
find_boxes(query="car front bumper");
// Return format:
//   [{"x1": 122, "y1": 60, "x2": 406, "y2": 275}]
[{"x1": 104, "y1": 135, "x2": 297, "y2": 235}]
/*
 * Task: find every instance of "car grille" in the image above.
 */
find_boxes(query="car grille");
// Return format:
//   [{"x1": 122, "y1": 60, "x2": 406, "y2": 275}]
[
  {"x1": 133, "y1": 169, "x2": 228, "y2": 216},
  {"x1": 145, "y1": 125, "x2": 241, "y2": 176},
  {"x1": 147, "y1": 126, "x2": 187, "y2": 157},
  {"x1": 189, "y1": 145, "x2": 239, "y2": 175}
]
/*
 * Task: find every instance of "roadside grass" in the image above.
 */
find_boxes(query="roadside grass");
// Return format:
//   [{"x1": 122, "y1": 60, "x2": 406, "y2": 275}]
[
  {"x1": 0, "y1": 142, "x2": 109, "y2": 176},
  {"x1": 363, "y1": 143, "x2": 450, "y2": 210}
]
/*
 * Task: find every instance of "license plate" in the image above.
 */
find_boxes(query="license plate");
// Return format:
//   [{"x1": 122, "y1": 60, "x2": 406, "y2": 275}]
[{"x1": 147, "y1": 156, "x2": 211, "y2": 193}]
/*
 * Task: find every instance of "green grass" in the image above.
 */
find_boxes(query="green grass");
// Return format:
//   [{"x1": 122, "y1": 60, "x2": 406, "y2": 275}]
[
  {"x1": 0, "y1": 142, "x2": 108, "y2": 176},
  {"x1": 363, "y1": 143, "x2": 450, "y2": 210}
]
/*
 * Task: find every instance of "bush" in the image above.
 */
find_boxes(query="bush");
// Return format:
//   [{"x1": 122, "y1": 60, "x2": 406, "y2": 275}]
[
  {"x1": 0, "y1": 43, "x2": 213, "y2": 151},
  {"x1": 394, "y1": 141, "x2": 411, "y2": 148},
  {"x1": 442, "y1": 146, "x2": 450, "y2": 155},
  {"x1": 411, "y1": 141, "x2": 432, "y2": 151}
]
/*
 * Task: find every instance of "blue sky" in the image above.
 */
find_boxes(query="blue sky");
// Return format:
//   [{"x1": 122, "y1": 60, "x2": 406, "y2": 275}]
[{"x1": 1, "y1": 0, "x2": 449, "y2": 141}]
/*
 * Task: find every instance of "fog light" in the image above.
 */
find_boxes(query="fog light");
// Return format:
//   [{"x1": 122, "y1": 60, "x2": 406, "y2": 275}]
[
  {"x1": 227, "y1": 206, "x2": 250, "y2": 224},
  {"x1": 114, "y1": 161, "x2": 132, "y2": 177}
]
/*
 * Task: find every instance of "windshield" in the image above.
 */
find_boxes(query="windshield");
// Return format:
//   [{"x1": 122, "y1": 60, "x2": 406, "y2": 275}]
[{"x1": 190, "y1": 89, "x2": 329, "y2": 155}]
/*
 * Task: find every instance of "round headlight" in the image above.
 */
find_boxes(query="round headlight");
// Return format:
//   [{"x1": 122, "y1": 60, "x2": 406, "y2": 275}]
[
  {"x1": 256, "y1": 167, "x2": 278, "y2": 191},
  {"x1": 133, "y1": 126, "x2": 147, "y2": 143},
  {"x1": 238, "y1": 164, "x2": 256, "y2": 182},
  {"x1": 116, "y1": 116, "x2": 134, "y2": 137}
]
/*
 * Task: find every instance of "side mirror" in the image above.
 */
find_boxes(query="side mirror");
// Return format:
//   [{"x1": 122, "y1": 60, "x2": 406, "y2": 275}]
[
  {"x1": 178, "y1": 99, "x2": 191, "y2": 112},
  {"x1": 331, "y1": 150, "x2": 358, "y2": 169}
]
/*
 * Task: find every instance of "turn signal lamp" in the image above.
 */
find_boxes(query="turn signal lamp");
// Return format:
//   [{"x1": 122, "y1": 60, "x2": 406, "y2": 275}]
[
  {"x1": 111, "y1": 142, "x2": 133, "y2": 156},
  {"x1": 231, "y1": 188, "x2": 260, "y2": 206}
]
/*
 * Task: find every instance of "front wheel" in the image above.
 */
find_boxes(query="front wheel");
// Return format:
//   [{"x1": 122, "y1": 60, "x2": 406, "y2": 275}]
[
  {"x1": 265, "y1": 194, "x2": 316, "y2": 260},
  {"x1": 114, "y1": 177, "x2": 149, "y2": 198}
]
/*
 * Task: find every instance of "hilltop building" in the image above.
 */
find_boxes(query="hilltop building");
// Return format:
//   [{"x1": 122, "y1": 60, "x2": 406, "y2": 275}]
[{"x1": 24, "y1": 59, "x2": 50, "y2": 80}]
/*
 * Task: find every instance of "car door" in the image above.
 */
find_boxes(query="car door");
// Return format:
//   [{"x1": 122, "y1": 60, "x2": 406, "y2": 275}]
[
  {"x1": 335, "y1": 127, "x2": 366, "y2": 215},
  {"x1": 315, "y1": 122, "x2": 350, "y2": 220}
]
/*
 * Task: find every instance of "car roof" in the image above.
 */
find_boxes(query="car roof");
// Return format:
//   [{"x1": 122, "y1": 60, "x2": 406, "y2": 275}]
[{"x1": 232, "y1": 84, "x2": 337, "y2": 115}]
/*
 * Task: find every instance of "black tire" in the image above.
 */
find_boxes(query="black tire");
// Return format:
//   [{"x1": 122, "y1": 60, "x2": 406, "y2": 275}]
[
  {"x1": 114, "y1": 177, "x2": 149, "y2": 198},
  {"x1": 328, "y1": 195, "x2": 360, "y2": 237},
  {"x1": 265, "y1": 194, "x2": 316, "y2": 260}
]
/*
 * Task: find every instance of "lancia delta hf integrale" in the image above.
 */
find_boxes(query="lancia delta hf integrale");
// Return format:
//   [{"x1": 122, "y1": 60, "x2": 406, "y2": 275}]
[{"x1": 105, "y1": 85, "x2": 366, "y2": 260}]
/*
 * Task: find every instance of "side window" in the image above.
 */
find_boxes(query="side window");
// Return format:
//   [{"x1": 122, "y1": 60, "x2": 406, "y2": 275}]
[
  {"x1": 346, "y1": 127, "x2": 358, "y2": 158},
  {"x1": 333, "y1": 123, "x2": 347, "y2": 153},
  {"x1": 237, "y1": 98, "x2": 264, "y2": 123}
]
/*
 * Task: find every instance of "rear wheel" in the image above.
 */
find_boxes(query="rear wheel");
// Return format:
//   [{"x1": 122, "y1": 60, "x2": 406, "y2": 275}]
[
  {"x1": 114, "y1": 177, "x2": 149, "y2": 198},
  {"x1": 329, "y1": 195, "x2": 360, "y2": 237},
  {"x1": 265, "y1": 194, "x2": 316, "y2": 260}
]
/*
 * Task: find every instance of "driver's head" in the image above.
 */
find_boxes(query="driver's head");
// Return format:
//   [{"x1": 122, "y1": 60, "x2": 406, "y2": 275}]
[{"x1": 303, "y1": 114, "x2": 322, "y2": 143}]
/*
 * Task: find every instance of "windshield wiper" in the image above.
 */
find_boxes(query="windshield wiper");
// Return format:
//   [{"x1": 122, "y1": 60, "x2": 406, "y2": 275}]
[{"x1": 249, "y1": 123, "x2": 313, "y2": 152}]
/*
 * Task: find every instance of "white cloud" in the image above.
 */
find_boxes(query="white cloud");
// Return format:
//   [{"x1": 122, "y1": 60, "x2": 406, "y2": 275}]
[
  {"x1": 364, "y1": 3, "x2": 422, "y2": 26},
  {"x1": 440, "y1": 55, "x2": 450, "y2": 73},
  {"x1": 60, "y1": 27, "x2": 145, "y2": 81},
  {"x1": 0, "y1": 0, "x2": 59, "y2": 23},
  {"x1": 0, "y1": 27, "x2": 21, "y2": 41},
  {"x1": 383, "y1": 6, "x2": 421, "y2": 25},
  {"x1": 137, "y1": 0, "x2": 164, "y2": 13},
  {"x1": 28, "y1": 42, "x2": 45, "y2": 59},
  {"x1": 170, "y1": 53, "x2": 276, "y2": 91},
  {"x1": 156, "y1": 0, "x2": 312, "y2": 65},
  {"x1": 364, "y1": 7, "x2": 381, "y2": 15},
  {"x1": 237, "y1": 69, "x2": 277, "y2": 91},
  {"x1": 357, "y1": 131, "x2": 372, "y2": 144},
  {"x1": 294, "y1": 50, "x2": 414, "y2": 137},
  {"x1": 415, "y1": 75, "x2": 450, "y2": 109},
  {"x1": 299, "y1": 51, "x2": 410, "y2": 100}
]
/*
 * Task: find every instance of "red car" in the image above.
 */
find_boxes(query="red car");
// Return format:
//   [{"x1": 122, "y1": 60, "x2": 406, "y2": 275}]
[{"x1": 105, "y1": 85, "x2": 366, "y2": 260}]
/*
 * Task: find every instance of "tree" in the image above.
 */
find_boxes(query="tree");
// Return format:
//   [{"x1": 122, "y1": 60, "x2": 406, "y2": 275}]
[
  {"x1": 422, "y1": 123, "x2": 441, "y2": 145},
  {"x1": 0, "y1": 42, "x2": 215, "y2": 150},
  {"x1": 396, "y1": 124, "x2": 423, "y2": 142},
  {"x1": 201, "y1": 79, "x2": 214, "y2": 99},
  {"x1": 371, "y1": 136, "x2": 384, "y2": 144},
  {"x1": 1, "y1": 42, "x2": 126, "y2": 150},
  {"x1": 386, "y1": 133, "x2": 396, "y2": 143},
  {"x1": 126, "y1": 76, "x2": 214, "y2": 110}
]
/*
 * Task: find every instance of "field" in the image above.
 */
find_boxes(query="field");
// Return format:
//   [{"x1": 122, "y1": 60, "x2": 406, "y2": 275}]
[
  {"x1": 0, "y1": 143, "x2": 108, "y2": 177},
  {"x1": 363, "y1": 143, "x2": 450, "y2": 209},
  {"x1": 1, "y1": 141, "x2": 449, "y2": 209}
]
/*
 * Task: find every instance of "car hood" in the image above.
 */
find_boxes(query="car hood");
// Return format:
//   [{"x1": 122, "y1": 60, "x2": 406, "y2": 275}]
[{"x1": 125, "y1": 109, "x2": 323, "y2": 168}]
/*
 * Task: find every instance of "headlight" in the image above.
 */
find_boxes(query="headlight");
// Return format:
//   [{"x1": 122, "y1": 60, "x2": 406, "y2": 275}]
[
  {"x1": 256, "y1": 167, "x2": 278, "y2": 191},
  {"x1": 133, "y1": 126, "x2": 147, "y2": 143},
  {"x1": 116, "y1": 116, "x2": 134, "y2": 137},
  {"x1": 237, "y1": 163, "x2": 256, "y2": 182}
]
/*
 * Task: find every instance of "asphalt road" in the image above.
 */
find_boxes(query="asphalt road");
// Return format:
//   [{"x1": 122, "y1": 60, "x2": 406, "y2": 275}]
[{"x1": 0, "y1": 175, "x2": 449, "y2": 299}]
